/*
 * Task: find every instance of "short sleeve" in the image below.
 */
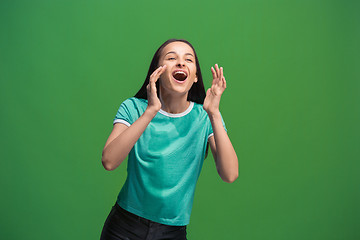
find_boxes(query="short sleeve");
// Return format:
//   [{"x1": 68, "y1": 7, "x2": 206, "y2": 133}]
[
  {"x1": 207, "y1": 112, "x2": 227, "y2": 140},
  {"x1": 113, "y1": 98, "x2": 135, "y2": 127}
]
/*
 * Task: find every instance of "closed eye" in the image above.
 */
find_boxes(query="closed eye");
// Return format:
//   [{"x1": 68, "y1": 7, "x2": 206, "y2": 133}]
[{"x1": 186, "y1": 59, "x2": 193, "y2": 62}]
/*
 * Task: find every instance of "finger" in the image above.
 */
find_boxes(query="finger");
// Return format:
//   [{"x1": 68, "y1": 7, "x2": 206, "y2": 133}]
[
  {"x1": 147, "y1": 83, "x2": 154, "y2": 96},
  {"x1": 213, "y1": 64, "x2": 221, "y2": 86},
  {"x1": 219, "y1": 67, "x2": 224, "y2": 86},
  {"x1": 150, "y1": 65, "x2": 166, "y2": 83},
  {"x1": 149, "y1": 80, "x2": 158, "y2": 96},
  {"x1": 223, "y1": 76, "x2": 226, "y2": 89},
  {"x1": 211, "y1": 66, "x2": 217, "y2": 80},
  {"x1": 206, "y1": 88, "x2": 211, "y2": 96},
  {"x1": 215, "y1": 64, "x2": 220, "y2": 79},
  {"x1": 151, "y1": 66, "x2": 167, "y2": 90},
  {"x1": 153, "y1": 65, "x2": 167, "y2": 83},
  {"x1": 151, "y1": 80, "x2": 157, "y2": 92},
  {"x1": 151, "y1": 66, "x2": 163, "y2": 76},
  {"x1": 150, "y1": 66, "x2": 164, "y2": 81},
  {"x1": 147, "y1": 81, "x2": 153, "y2": 91},
  {"x1": 156, "y1": 65, "x2": 167, "y2": 79}
]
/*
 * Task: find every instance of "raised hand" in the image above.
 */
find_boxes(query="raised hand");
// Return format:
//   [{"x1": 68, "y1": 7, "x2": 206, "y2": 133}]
[
  {"x1": 203, "y1": 63, "x2": 227, "y2": 115},
  {"x1": 146, "y1": 65, "x2": 167, "y2": 114}
]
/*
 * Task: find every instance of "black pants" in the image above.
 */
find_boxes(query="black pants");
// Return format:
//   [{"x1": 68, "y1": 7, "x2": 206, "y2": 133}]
[{"x1": 100, "y1": 202, "x2": 187, "y2": 240}]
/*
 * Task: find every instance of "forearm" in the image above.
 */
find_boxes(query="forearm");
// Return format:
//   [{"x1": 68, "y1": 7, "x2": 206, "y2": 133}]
[
  {"x1": 209, "y1": 111, "x2": 238, "y2": 183},
  {"x1": 102, "y1": 109, "x2": 156, "y2": 170}
]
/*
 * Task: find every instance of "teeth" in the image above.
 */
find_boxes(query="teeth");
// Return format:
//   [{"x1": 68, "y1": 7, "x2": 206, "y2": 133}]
[{"x1": 174, "y1": 71, "x2": 187, "y2": 76}]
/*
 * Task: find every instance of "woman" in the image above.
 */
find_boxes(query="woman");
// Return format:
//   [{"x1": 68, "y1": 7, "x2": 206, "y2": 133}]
[{"x1": 100, "y1": 39, "x2": 238, "y2": 240}]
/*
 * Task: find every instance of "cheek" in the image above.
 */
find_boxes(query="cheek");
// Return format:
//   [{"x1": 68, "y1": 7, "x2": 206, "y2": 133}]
[
  {"x1": 159, "y1": 70, "x2": 170, "y2": 83},
  {"x1": 158, "y1": 59, "x2": 167, "y2": 67},
  {"x1": 191, "y1": 68, "x2": 197, "y2": 79},
  {"x1": 164, "y1": 68, "x2": 171, "y2": 78}
]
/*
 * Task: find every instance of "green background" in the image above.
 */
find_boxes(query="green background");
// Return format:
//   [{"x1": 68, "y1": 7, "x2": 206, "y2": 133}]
[{"x1": 1, "y1": 0, "x2": 359, "y2": 239}]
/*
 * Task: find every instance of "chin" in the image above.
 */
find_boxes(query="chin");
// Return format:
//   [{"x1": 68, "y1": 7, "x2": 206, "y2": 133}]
[{"x1": 160, "y1": 84, "x2": 191, "y2": 97}]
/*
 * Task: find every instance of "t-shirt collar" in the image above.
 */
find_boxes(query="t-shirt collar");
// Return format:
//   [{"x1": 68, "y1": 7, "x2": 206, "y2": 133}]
[{"x1": 159, "y1": 102, "x2": 194, "y2": 118}]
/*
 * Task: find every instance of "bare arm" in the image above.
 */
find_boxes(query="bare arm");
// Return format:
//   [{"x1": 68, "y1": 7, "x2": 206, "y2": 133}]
[
  {"x1": 101, "y1": 110, "x2": 157, "y2": 171},
  {"x1": 204, "y1": 64, "x2": 238, "y2": 183},
  {"x1": 101, "y1": 65, "x2": 167, "y2": 171},
  {"x1": 208, "y1": 117, "x2": 238, "y2": 183}
]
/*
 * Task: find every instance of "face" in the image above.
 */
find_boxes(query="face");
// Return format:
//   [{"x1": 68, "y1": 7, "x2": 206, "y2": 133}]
[{"x1": 157, "y1": 41, "x2": 198, "y2": 97}]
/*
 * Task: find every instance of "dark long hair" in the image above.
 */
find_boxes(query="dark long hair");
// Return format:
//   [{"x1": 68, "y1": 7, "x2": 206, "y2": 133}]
[{"x1": 134, "y1": 39, "x2": 206, "y2": 104}]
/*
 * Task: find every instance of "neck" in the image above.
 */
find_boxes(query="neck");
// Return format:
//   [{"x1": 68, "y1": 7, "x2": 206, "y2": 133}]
[{"x1": 159, "y1": 90, "x2": 190, "y2": 114}]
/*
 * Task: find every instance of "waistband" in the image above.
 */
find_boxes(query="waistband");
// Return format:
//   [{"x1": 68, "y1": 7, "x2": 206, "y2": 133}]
[
  {"x1": 113, "y1": 202, "x2": 186, "y2": 228},
  {"x1": 114, "y1": 202, "x2": 159, "y2": 226}
]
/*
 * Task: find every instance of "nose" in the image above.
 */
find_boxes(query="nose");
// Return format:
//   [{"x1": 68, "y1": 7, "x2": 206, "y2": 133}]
[{"x1": 176, "y1": 59, "x2": 185, "y2": 67}]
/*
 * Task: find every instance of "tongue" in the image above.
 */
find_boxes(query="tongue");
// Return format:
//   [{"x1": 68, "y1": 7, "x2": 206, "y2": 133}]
[{"x1": 174, "y1": 73, "x2": 187, "y2": 81}]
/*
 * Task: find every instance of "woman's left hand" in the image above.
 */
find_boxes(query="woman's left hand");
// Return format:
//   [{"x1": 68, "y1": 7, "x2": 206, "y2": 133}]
[{"x1": 203, "y1": 63, "x2": 227, "y2": 115}]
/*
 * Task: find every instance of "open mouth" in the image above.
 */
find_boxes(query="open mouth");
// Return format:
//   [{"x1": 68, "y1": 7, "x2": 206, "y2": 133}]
[{"x1": 172, "y1": 70, "x2": 188, "y2": 82}]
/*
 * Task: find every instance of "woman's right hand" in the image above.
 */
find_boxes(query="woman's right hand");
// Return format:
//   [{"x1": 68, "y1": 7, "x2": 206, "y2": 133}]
[{"x1": 146, "y1": 65, "x2": 167, "y2": 114}]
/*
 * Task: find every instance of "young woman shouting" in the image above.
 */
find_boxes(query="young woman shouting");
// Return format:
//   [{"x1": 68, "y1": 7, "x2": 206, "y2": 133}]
[{"x1": 100, "y1": 39, "x2": 238, "y2": 240}]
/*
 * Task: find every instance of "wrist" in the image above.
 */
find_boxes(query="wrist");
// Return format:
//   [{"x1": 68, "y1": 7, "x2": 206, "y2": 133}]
[
  {"x1": 206, "y1": 110, "x2": 221, "y2": 119},
  {"x1": 144, "y1": 107, "x2": 159, "y2": 118}
]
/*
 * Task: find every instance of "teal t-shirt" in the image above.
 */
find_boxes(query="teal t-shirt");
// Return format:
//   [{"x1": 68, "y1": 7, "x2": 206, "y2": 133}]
[{"x1": 112, "y1": 97, "x2": 226, "y2": 226}]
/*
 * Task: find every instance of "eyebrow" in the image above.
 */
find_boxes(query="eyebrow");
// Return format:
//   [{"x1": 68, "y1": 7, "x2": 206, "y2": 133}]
[{"x1": 165, "y1": 51, "x2": 194, "y2": 57}]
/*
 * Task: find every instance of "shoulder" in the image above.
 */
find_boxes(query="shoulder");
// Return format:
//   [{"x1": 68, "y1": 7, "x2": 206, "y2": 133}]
[
  {"x1": 191, "y1": 102, "x2": 227, "y2": 130},
  {"x1": 115, "y1": 97, "x2": 148, "y2": 116},
  {"x1": 122, "y1": 97, "x2": 147, "y2": 105},
  {"x1": 119, "y1": 97, "x2": 148, "y2": 110},
  {"x1": 190, "y1": 102, "x2": 210, "y2": 122},
  {"x1": 191, "y1": 101, "x2": 206, "y2": 114},
  {"x1": 114, "y1": 97, "x2": 147, "y2": 124}
]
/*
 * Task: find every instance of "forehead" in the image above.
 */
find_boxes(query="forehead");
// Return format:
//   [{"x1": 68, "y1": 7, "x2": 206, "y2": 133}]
[{"x1": 161, "y1": 42, "x2": 195, "y2": 56}]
